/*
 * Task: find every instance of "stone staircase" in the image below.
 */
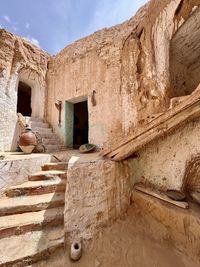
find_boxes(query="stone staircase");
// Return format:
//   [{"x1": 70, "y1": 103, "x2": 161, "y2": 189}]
[
  {"x1": 0, "y1": 162, "x2": 68, "y2": 266},
  {"x1": 25, "y1": 117, "x2": 65, "y2": 153}
]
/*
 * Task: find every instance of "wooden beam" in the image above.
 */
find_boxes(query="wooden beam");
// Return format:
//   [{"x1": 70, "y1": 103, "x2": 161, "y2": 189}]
[
  {"x1": 134, "y1": 185, "x2": 189, "y2": 209},
  {"x1": 101, "y1": 86, "x2": 200, "y2": 161}
]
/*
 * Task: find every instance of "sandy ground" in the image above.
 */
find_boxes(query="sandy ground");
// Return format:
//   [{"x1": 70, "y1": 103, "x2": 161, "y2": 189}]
[{"x1": 32, "y1": 206, "x2": 199, "y2": 267}]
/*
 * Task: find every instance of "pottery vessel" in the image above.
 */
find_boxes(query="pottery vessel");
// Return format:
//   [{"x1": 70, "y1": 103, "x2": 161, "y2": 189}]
[
  {"x1": 19, "y1": 126, "x2": 37, "y2": 154},
  {"x1": 70, "y1": 241, "x2": 82, "y2": 261}
]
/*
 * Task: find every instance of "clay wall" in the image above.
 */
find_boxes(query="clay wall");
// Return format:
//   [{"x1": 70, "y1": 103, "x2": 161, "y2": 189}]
[
  {"x1": 0, "y1": 154, "x2": 51, "y2": 195},
  {"x1": 47, "y1": 0, "x2": 200, "y2": 150},
  {"x1": 129, "y1": 118, "x2": 200, "y2": 191},
  {"x1": 0, "y1": 30, "x2": 49, "y2": 151},
  {"x1": 1, "y1": 0, "x2": 199, "y2": 152},
  {"x1": 64, "y1": 154, "x2": 131, "y2": 244},
  {"x1": 128, "y1": 1, "x2": 200, "y2": 191},
  {"x1": 46, "y1": 7, "x2": 148, "y2": 148},
  {"x1": 170, "y1": 6, "x2": 200, "y2": 97}
]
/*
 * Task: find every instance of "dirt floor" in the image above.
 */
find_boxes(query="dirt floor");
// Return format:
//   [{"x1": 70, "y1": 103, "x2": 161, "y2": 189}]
[{"x1": 32, "y1": 205, "x2": 199, "y2": 267}]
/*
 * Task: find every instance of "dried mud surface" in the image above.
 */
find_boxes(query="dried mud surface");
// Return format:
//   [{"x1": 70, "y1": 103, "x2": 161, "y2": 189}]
[{"x1": 33, "y1": 205, "x2": 199, "y2": 267}]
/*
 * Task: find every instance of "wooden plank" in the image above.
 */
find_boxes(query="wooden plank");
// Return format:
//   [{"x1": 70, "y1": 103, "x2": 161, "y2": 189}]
[
  {"x1": 109, "y1": 101, "x2": 200, "y2": 161},
  {"x1": 101, "y1": 85, "x2": 200, "y2": 161},
  {"x1": 134, "y1": 185, "x2": 189, "y2": 209}
]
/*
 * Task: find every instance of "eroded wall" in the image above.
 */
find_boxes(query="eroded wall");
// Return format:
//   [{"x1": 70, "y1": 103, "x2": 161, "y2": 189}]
[
  {"x1": 0, "y1": 154, "x2": 51, "y2": 195},
  {"x1": 127, "y1": 1, "x2": 200, "y2": 192},
  {"x1": 47, "y1": 0, "x2": 200, "y2": 150},
  {"x1": 0, "y1": 30, "x2": 49, "y2": 151},
  {"x1": 64, "y1": 155, "x2": 131, "y2": 245},
  {"x1": 46, "y1": 7, "x2": 148, "y2": 148},
  {"x1": 170, "y1": 6, "x2": 200, "y2": 97},
  {"x1": 121, "y1": 0, "x2": 200, "y2": 128},
  {"x1": 129, "y1": 118, "x2": 200, "y2": 191}
]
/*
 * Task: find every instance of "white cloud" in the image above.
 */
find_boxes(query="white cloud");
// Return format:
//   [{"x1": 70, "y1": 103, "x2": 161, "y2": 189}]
[
  {"x1": 30, "y1": 38, "x2": 40, "y2": 47},
  {"x1": 25, "y1": 23, "x2": 30, "y2": 29},
  {"x1": 0, "y1": 24, "x2": 3, "y2": 29},
  {"x1": 25, "y1": 36, "x2": 40, "y2": 47},
  {"x1": 12, "y1": 26, "x2": 17, "y2": 31},
  {"x1": 3, "y1": 15, "x2": 11, "y2": 23}
]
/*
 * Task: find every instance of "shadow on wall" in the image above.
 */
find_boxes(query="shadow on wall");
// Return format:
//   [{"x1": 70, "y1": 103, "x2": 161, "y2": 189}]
[
  {"x1": 183, "y1": 154, "x2": 200, "y2": 194},
  {"x1": 17, "y1": 82, "x2": 32, "y2": 116},
  {"x1": 10, "y1": 120, "x2": 23, "y2": 152},
  {"x1": 170, "y1": 6, "x2": 200, "y2": 98}
]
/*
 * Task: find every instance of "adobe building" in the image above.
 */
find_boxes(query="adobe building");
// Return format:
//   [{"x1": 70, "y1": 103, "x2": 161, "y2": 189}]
[{"x1": 0, "y1": 0, "x2": 200, "y2": 266}]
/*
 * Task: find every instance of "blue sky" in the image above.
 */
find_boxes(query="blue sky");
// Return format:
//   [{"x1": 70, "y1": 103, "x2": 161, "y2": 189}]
[{"x1": 0, "y1": 0, "x2": 148, "y2": 55}]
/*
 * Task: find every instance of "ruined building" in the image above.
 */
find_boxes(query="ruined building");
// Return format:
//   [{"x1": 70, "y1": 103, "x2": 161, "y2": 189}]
[{"x1": 0, "y1": 0, "x2": 200, "y2": 266}]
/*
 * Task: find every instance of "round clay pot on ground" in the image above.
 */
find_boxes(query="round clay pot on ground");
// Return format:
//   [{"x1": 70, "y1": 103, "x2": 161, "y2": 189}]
[
  {"x1": 70, "y1": 241, "x2": 82, "y2": 261},
  {"x1": 18, "y1": 125, "x2": 37, "y2": 154}
]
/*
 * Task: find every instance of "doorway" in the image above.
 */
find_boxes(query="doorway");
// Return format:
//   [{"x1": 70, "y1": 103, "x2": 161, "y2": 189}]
[
  {"x1": 65, "y1": 99, "x2": 88, "y2": 148},
  {"x1": 73, "y1": 101, "x2": 88, "y2": 148},
  {"x1": 17, "y1": 81, "x2": 32, "y2": 116}
]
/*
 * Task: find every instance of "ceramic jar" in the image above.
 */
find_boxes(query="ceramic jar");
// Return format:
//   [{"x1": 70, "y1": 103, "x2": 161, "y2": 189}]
[{"x1": 18, "y1": 125, "x2": 37, "y2": 154}]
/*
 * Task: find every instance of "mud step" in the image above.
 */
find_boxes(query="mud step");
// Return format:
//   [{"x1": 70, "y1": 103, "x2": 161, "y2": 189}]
[
  {"x1": 5, "y1": 179, "x2": 66, "y2": 197},
  {"x1": 0, "y1": 226, "x2": 64, "y2": 266},
  {"x1": 42, "y1": 162, "x2": 68, "y2": 171},
  {"x1": 46, "y1": 145, "x2": 66, "y2": 152},
  {"x1": 34, "y1": 127, "x2": 52, "y2": 135},
  {"x1": 0, "y1": 192, "x2": 65, "y2": 216},
  {"x1": 42, "y1": 137, "x2": 62, "y2": 145},
  {"x1": 25, "y1": 117, "x2": 43, "y2": 123},
  {"x1": 28, "y1": 170, "x2": 67, "y2": 181},
  {"x1": 0, "y1": 207, "x2": 64, "y2": 239},
  {"x1": 40, "y1": 133, "x2": 60, "y2": 139},
  {"x1": 31, "y1": 121, "x2": 49, "y2": 128}
]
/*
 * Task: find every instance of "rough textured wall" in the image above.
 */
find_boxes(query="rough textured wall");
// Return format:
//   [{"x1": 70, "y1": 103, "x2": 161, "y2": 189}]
[
  {"x1": 129, "y1": 118, "x2": 200, "y2": 191},
  {"x1": 0, "y1": 30, "x2": 49, "y2": 151},
  {"x1": 121, "y1": 0, "x2": 200, "y2": 129},
  {"x1": 170, "y1": 6, "x2": 200, "y2": 97},
  {"x1": 0, "y1": 154, "x2": 50, "y2": 195},
  {"x1": 125, "y1": 0, "x2": 200, "y2": 192},
  {"x1": 47, "y1": 0, "x2": 200, "y2": 149},
  {"x1": 132, "y1": 190, "x2": 200, "y2": 264},
  {"x1": 64, "y1": 156, "x2": 131, "y2": 245},
  {"x1": 46, "y1": 7, "x2": 148, "y2": 148}
]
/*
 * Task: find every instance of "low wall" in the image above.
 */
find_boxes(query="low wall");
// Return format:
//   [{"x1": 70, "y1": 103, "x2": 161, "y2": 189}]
[
  {"x1": 0, "y1": 153, "x2": 51, "y2": 195},
  {"x1": 64, "y1": 154, "x2": 131, "y2": 245},
  {"x1": 132, "y1": 190, "x2": 200, "y2": 263}
]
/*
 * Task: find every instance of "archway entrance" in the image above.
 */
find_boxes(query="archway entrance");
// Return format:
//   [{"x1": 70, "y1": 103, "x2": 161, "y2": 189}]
[{"x1": 17, "y1": 81, "x2": 32, "y2": 116}]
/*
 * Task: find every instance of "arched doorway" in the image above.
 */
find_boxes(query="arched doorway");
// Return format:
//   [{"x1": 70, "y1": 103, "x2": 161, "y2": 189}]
[{"x1": 17, "y1": 81, "x2": 32, "y2": 116}]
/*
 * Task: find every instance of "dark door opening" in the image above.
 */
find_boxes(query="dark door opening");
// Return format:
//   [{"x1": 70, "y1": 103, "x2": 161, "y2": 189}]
[
  {"x1": 17, "y1": 81, "x2": 32, "y2": 116},
  {"x1": 73, "y1": 101, "x2": 88, "y2": 148}
]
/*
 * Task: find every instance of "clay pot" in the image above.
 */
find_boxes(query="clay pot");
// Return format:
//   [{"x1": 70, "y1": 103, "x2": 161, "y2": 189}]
[
  {"x1": 70, "y1": 241, "x2": 82, "y2": 261},
  {"x1": 19, "y1": 126, "x2": 37, "y2": 154}
]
